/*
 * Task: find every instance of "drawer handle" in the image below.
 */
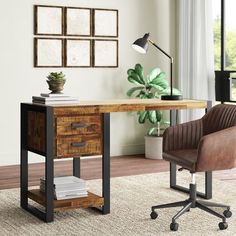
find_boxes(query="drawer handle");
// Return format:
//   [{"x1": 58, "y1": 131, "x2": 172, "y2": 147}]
[
  {"x1": 71, "y1": 142, "x2": 86, "y2": 148},
  {"x1": 71, "y1": 123, "x2": 87, "y2": 129}
]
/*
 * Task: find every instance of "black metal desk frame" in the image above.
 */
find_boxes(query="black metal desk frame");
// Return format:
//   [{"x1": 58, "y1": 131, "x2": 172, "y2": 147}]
[
  {"x1": 20, "y1": 101, "x2": 212, "y2": 222},
  {"x1": 20, "y1": 104, "x2": 110, "y2": 222}
]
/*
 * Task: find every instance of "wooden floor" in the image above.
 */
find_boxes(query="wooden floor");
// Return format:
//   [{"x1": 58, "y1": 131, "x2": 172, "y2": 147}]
[{"x1": 0, "y1": 155, "x2": 236, "y2": 190}]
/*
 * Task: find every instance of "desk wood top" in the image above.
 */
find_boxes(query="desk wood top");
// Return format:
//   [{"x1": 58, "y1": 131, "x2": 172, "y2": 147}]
[{"x1": 37, "y1": 99, "x2": 207, "y2": 116}]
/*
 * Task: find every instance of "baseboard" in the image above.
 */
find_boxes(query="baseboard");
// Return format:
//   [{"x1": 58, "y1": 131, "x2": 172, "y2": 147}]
[{"x1": 113, "y1": 143, "x2": 145, "y2": 156}]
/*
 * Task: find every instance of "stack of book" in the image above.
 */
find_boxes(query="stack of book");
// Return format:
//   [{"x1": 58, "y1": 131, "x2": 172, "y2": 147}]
[
  {"x1": 40, "y1": 176, "x2": 88, "y2": 200},
  {"x1": 32, "y1": 93, "x2": 79, "y2": 105}
]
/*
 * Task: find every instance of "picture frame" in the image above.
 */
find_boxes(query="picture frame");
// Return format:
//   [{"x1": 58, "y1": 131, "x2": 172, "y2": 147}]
[
  {"x1": 65, "y1": 7, "x2": 92, "y2": 36},
  {"x1": 34, "y1": 5, "x2": 64, "y2": 36},
  {"x1": 93, "y1": 39, "x2": 118, "y2": 67},
  {"x1": 93, "y1": 9, "x2": 118, "y2": 37},
  {"x1": 65, "y1": 39, "x2": 92, "y2": 67},
  {"x1": 34, "y1": 38, "x2": 64, "y2": 67}
]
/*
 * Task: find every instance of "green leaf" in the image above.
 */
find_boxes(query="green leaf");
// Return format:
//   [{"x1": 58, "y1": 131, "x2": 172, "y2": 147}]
[
  {"x1": 151, "y1": 72, "x2": 168, "y2": 88},
  {"x1": 135, "y1": 91, "x2": 143, "y2": 98},
  {"x1": 160, "y1": 87, "x2": 182, "y2": 95},
  {"x1": 156, "y1": 80, "x2": 169, "y2": 89},
  {"x1": 139, "y1": 94, "x2": 148, "y2": 99},
  {"x1": 134, "y1": 64, "x2": 145, "y2": 84},
  {"x1": 146, "y1": 93, "x2": 155, "y2": 98},
  {"x1": 127, "y1": 76, "x2": 142, "y2": 85},
  {"x1": 47, "y1": 71, "x2": 66, "y2": 81},
  {"x1": 153, "y1": 71, "x2": 166, "y2": 80},
  {"x1": 138, "y1": 111, "x2": 148, "y2": 123},
  {"x1": 126, "y1": 86, "x2": 144, "y2": 97},
  {"x1": 131, "y1": 71, "x2": 145, "y2": 85},
  {"x1": 148, "y1": 111, "x2": 157, "y2": 124},
  {"x1": 147, "y1": 68, "x2": 161, "y2": 82},
  {"x1": 127, "y1": 69, "x2": 135, "y2": 76},
  {"x1": 149, "y1": 83, "x2": 165, "y2": 91},
  {"x1": 156, "y1": 110, "x2": 162, "y2": 122},
  {"x1": 148, "y1": 127, "x2": 157, "y2": 136}
]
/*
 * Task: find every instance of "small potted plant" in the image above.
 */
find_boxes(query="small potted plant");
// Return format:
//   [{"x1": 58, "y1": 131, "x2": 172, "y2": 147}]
[
  {"x1": 46, "y1": 71, "x2": 66, "y2": 93},
  {"x1": 126, "y1": 64, "x2": 181, "y2": 159}
]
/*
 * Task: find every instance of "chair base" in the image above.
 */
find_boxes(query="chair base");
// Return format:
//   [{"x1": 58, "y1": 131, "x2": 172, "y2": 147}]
[{"x1": 151, "y1": 183, "x2": 232, "y2": 231}]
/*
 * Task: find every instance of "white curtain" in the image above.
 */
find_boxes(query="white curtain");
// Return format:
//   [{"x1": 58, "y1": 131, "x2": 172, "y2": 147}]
[{"x1": 177, "y1": 0, "x2": 215, "y2": 121}]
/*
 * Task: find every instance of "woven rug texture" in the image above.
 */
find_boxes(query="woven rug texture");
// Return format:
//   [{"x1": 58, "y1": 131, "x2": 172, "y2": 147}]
[{"x1": 0, "y1": 172, "x2": 235, "y2": 236}]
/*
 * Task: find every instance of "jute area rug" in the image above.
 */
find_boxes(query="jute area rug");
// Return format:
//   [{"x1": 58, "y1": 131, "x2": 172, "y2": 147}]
[{"x1": 0, "y1": 172, "x2": 235, "y2": 236}]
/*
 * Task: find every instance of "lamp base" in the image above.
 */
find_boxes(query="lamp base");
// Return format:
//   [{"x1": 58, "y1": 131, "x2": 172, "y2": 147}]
[{"x1": 161, "y1": 95, "x2": 183, "y2": 100}]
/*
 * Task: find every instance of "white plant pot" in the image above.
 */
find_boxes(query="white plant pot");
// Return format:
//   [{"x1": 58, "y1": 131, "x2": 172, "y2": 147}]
[{"x1": 145, "y1": 135, "x2": 163, "y2": 159}]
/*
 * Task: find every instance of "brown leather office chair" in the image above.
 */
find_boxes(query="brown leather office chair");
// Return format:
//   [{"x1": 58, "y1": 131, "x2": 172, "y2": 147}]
[{"x1": 150, "y1": 104, "x2": 236, "y2": 231}]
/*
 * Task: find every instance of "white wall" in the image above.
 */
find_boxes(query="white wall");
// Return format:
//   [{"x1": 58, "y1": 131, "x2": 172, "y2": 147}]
[{"x1": 0, "y1": 0, "x2": 175, "y2": 165}]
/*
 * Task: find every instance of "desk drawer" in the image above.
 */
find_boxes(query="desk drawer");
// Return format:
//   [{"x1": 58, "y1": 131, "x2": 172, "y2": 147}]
[
  {"x1": 56, "y1": 135, "x2": 102, "y2": 158},
  {"x1": 56, "y1": 115, "x2": 101, "y2": 136}
]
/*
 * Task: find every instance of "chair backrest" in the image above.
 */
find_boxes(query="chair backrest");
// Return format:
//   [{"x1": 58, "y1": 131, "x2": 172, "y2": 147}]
[{"x1": 202, "y1": 104, "x2": 236, "y2": 136}]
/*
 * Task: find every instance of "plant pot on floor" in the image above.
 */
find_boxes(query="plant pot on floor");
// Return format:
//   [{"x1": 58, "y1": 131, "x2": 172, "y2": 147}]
[{"x1": 145, "y1": 135, "x2": 163, "y2": 159}]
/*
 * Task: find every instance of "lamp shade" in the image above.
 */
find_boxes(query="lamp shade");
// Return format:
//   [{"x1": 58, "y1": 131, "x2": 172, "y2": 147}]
[{"x1": 132, "y1": 33, "x2": 150, "y2": 54}]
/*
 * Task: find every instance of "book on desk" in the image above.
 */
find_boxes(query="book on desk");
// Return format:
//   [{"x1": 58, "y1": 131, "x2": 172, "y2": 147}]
[{"x1": 32, "y1": 93, "x2": 79, "y2": 105}]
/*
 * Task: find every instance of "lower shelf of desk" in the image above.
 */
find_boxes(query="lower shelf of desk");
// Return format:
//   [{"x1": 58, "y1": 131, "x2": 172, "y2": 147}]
[{"x1": 28, "y1": 189, "x2": 104, "y2": 212}]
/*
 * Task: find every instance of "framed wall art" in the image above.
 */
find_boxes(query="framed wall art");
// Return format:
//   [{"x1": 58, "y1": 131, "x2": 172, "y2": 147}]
[
  {"x1": 34, "y1": 38, "x2": 64, "y2": 67},
  {"x1": 34, "y1": 5, "x2": 64, "y2": 36},
  {"x1": 93, "y1": 39, "x2": 118, "y2": 67},
  {"x1": 33, "y1": 5, "x2": 119, "y2": 68},
  {"x1": 65, "y1": 7, "x2": 92, "y2": 36},
  {"x1": 65, "y1": 39, "x2": 92, "y2": 67},
  {"x1": 93, "y1": 9, "x2": 118, "y2": 37}
]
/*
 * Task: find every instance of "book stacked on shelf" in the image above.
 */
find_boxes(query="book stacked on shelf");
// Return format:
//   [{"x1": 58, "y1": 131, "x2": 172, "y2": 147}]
[
  {"x1": 32, "y1": 93, "x2": 79, "y2": 105},
  {"x1": 40, "y1": 176, "x2": 88, "y2": 200}
]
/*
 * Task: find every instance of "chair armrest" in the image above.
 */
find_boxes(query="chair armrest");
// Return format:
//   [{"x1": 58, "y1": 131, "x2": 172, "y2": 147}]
[
  {"x1": 163, "y1": 119, "x2": 202, "y2": 152},
  {"x1": 196, "y1": 126, "x2": 236, "y2": 171}
]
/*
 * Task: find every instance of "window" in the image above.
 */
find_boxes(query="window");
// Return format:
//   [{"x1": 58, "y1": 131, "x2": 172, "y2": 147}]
[
  {"x1": 225, "y1": 0, "x2": 236, "y2": 70},
  {"x1": 213, "y1": 0, "x2": 236, "y2": 101},
  {"x1": 213, "y1": 0, "x2": 221, "y2": 71}
]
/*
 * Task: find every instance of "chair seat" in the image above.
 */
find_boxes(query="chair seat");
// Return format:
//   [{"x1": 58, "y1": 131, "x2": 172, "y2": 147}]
[{"x1": 163, "y1": 149, "x2": 198, "y2": 171}]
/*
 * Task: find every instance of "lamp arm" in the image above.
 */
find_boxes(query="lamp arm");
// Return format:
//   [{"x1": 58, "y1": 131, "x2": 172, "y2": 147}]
[
  {"x1": 148, "y1": 39, "x2": 173, "y2": 96},
  {"x1": 148, "y1": 39, "x2": 173, "y2": 62}
]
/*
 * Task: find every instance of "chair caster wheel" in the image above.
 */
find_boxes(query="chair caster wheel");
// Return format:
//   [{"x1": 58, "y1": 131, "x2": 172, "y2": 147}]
[
  {"x1": 150, "y1": 211, "x2": 158, "y2": 219},
  {"x1": 223, "y1": 210, "x2": 232, "y2": 218},
  {"x1": 170, "y1": 222, "x2": 179, "y2": 231},
  {"x1": 219, "y1": 222, "x2": 228, "y2": 230}
]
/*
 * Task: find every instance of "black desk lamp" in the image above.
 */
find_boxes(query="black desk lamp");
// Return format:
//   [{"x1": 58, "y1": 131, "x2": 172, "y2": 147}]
[{"x1": 132, "y1": 33, "x2": 182, "y2": 100}]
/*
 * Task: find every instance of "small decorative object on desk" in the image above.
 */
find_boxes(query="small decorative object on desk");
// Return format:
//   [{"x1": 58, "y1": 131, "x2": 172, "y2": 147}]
[
  {"x1": 40, "y1": 176, "x2": 89, "y2": 200},
  {"x1": 46, "y1": 71, "x2": 66, "y2": 94}
]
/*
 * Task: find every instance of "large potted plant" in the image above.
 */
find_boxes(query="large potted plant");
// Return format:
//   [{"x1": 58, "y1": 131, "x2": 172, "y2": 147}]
[{"x1": 126, "y1": 64, "x2": 181, "y2": 159}]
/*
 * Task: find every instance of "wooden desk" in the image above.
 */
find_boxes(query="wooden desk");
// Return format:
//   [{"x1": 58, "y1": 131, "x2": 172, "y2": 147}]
[{"x1": 20, "y1": 99, "x2": 211, "y2": 222}]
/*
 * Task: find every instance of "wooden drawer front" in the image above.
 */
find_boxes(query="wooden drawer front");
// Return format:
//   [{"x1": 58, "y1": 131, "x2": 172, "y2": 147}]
[
  {"x1": 56, "y1": 135, "x2": 102, "y2": 158},
  {"x1": 56, "y1": 115, "x2": 101, "y2": 136}
]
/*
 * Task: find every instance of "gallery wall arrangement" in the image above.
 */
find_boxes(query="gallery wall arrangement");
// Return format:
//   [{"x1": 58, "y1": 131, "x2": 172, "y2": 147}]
[{"x1": 34, "y1": 5, "x2": 119, "y2": 68}]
